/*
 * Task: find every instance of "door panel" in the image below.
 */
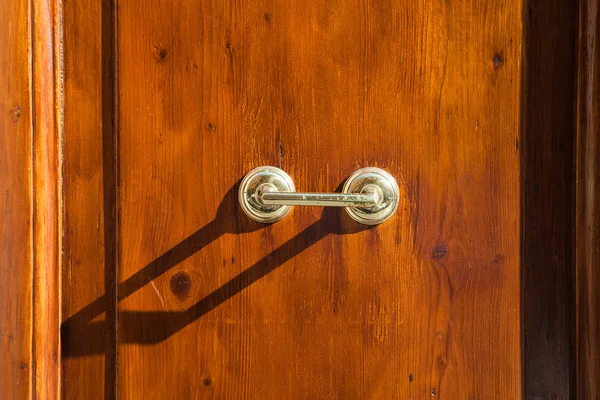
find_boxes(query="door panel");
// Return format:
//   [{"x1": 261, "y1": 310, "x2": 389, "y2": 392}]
[{"x1": 64, "y1": 0, "x2": 522, "y2": 398}]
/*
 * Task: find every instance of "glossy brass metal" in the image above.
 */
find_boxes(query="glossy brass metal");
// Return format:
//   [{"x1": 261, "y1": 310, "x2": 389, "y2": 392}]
[{"x1": 239, "y1": 166, "x2": 399, "y2": 225}]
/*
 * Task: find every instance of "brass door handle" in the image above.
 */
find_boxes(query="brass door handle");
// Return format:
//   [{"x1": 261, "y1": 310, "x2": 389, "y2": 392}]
[{"x1": 238, "y1": 166, "x2": 399, "y2": 225}]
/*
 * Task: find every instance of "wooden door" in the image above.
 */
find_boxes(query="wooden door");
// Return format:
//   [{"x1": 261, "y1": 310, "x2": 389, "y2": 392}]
[
  {"x1": 62, "y1": 0, "x2": 523, "y2": 397},
  {"x1": 0, "y1": 0, "x2": 589, "y2": 398}
]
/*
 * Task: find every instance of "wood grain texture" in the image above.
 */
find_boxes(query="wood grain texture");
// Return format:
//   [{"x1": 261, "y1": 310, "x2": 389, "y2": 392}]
[
  {"x1": 0, "y1": 0, "x2": 34, "y2": 397},
  {"x1": 114, "y1": 0, "x2": 522, "y2": 398},
  {"x1": 60, "y1": 0, "x2": 118, "y2": 398},
  {"x1": 14, "y1": 0, "x2": 590, "y2": 397},
  {"x1": 577, "y1": 0, "x2": 600, "y2": 397},
  {"x1": 1, "y1": 0, "x2": 62, "y2": 397},
  {"x1": 522, "y1": 1, "x2": 578, "y2": 398},
  {"x1": 32, "y1": 0, "x2": 63, "y2": 398}
]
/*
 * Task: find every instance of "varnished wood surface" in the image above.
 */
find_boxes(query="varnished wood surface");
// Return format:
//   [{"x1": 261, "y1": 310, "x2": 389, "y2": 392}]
[
  {"x1": 60, "y1": 0, "x2": 524, "y2": 397},
  {"x1": 0, "y1": 0, "x2": 34, "y2": 397},
  {"x1": 60, "y1": 0, "x2": 119, "y2": 398},
  {"x1": 32, "y1": 0, "x2": 63, "y2": 398},
  {"x1": 58, "y1": 0, "x2": 525, "y2": 398},
  {"x1": 11, "y1": 0, "x2": 593, "y2": 398},
  {"x1": 577, "y1": 0, "x2": 600, "y2": 397},
  {"x1": 1, "y1": 0, "x2": 62, "y2": 397}
]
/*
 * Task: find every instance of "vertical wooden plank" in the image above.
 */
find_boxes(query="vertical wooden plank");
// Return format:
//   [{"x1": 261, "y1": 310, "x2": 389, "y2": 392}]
[
  {"x1": 522, "y1": 1, "x2": 578, "y2": 398},
  {"x1": 0, "y1": 0, "x2": 34, "y2": 397},
  {"x1": 576, "y1": 0, "x2": 600, "y2": 397},
  {"x1": 32, "y1": 0, "x2": 63, "y2": 397},
  {"x1": 60, "y1": 0, "x2": 118, "y2": 398}
]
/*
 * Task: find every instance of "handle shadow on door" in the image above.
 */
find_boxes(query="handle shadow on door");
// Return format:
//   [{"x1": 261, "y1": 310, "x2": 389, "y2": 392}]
[{"x1": 61, "y1": 179, "x2": 373, "y2": 356}]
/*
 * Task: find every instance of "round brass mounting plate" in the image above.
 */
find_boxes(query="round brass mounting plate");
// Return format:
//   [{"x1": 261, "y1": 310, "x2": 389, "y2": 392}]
[
  {"x1": 342, "y1": 167, "x2": 399, "y2": 225},
  {"x1": 238, "y1": 166, "x2": 295, "y2": 223}
]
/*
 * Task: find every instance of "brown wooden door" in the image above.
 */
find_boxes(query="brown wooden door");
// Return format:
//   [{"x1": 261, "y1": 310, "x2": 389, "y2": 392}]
[
  {"x1": 6, "y1": 0, "x2": 598, "y2": 398},
  {"x1": 59, "y1": 0, "x2": 524, "y2": 398}
]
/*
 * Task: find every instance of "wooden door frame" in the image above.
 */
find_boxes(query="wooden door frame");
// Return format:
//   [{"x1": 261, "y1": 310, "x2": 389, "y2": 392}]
[
  {"x1": 1, "y1": 0, "x2": 62, "y2": 398},
  {"x1": 575, "y1": 0, "x2": 600, "y2": 397},
  {"x1": 522, "y1": 1, "x2": 579, "y2": 397},
  {"x1": 1, "y1": 0, "x2": 597, "y2": 398}
]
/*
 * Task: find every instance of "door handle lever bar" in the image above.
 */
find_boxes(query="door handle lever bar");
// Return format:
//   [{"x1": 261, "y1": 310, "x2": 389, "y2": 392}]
[
  {"x1": 238, "y1": 166, "x2": 399, "y2": 225},
  {"x1": 260, "y1": 191, "x2": 380, "y2": 208}
]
